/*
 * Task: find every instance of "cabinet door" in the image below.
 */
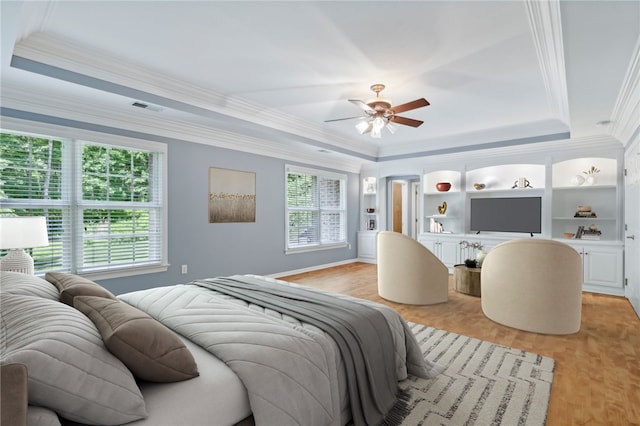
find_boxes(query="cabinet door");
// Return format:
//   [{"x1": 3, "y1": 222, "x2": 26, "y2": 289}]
[
  {"x1": 419, "y1": 236, "x2": 439, "y2": 256},
  {"x1": 583, "y1": 247, "x2": 622, "y2": 288},
  {"x1": 439, "y1": 240, "x2": 460, "y2": 268},
  {"x1": 357, "y1": 232, "x2": 377, "y2": 263}
]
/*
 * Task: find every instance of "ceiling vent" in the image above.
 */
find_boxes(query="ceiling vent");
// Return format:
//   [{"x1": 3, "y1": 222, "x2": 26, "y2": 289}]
[{"x1": 131, "y1": 101, "x2": 163, "y2": 112}]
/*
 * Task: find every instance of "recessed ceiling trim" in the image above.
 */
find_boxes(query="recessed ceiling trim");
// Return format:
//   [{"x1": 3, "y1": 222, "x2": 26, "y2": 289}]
[
  {"x1": 11, "y1": 32, "x2": 378, "y2": 158},
  {"x1": 609, "y1": 39, "x2": 640, "y2": 146},
  {"x1": 525, "y1": 0, "x2": 570, "y2": 126}
]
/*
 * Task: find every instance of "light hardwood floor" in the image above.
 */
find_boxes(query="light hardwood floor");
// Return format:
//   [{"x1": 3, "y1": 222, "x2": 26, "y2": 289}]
[{"x1": 278, "y1": 262, "x2": 640, "y2": 426}]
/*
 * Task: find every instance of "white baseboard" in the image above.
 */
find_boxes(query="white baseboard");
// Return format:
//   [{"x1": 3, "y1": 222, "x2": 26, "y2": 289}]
[{"x1": 268, "y1": 258, "x2": 358, "y2": 278}]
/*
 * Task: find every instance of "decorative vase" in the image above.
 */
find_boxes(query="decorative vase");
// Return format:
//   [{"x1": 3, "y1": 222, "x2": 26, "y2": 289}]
[
  {"x1": 571, "y1": 174, "x2": 585, "y2": 186},
  {"x1": 476, "y1": 249, "x2": 487, "y2": 266},
  {"x1": 436, "y1": 182, "x2": 451, "y2": 192}
]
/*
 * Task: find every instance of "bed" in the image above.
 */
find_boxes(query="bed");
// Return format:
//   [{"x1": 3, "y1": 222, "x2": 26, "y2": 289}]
[{"x1": 0, "y1": 271, "x2": 442, "y2": 426}]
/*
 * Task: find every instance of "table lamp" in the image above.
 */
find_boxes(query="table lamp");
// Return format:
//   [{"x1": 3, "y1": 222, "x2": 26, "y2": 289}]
[{"x1": 0, "y1": 216, "x2": 50, "y2": 275}]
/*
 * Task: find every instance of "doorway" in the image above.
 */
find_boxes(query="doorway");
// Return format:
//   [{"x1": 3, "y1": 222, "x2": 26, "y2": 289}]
[{"x1": 389, "y1": 176, "x2": 420, "y2": 237}]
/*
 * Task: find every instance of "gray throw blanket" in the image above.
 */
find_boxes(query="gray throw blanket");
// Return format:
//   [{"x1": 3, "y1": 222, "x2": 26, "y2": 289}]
[{"x1": 194, "y1": 276, "x2": 404, "y2": 426}]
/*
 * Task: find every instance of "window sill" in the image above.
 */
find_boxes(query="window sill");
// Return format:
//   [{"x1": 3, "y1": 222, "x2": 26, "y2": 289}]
[
  {"x1": 71, "y1": 264, "x2": 169, "y2": 281},
  {"x1": 285, "y1": 242, "x2": 348, "y2": 255}
]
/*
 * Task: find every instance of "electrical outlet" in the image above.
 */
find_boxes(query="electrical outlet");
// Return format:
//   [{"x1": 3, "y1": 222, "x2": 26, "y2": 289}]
[{"x1": 181, "y1": 264, "x2": 188, "y2": 274}]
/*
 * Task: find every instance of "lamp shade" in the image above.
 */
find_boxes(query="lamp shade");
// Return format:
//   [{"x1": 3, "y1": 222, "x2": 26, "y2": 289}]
[{"x1": 0, "y1": 217, "x2": 49, "y2": 249}]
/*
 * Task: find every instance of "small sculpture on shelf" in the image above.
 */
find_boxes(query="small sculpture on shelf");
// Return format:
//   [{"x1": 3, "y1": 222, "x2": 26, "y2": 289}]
[
  {"x1": 512, "y1": 177, "x2": 532, "y2": 188},
  {"x1": 437, "y1": 201, "x2": 447, "y2": 215}
]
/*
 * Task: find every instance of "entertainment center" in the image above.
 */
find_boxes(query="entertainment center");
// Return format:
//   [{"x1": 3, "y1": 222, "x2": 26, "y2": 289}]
[{"x1": 358, "y1": 151, "x2": 624, "y2": 296}]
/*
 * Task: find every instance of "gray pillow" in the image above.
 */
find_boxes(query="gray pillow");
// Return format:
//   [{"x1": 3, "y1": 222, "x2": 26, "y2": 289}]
[
  {"x1": 45, "y1": 272, "x2": 117, "y2": 305},
  {"x1": 74, "y1": 295, "x2": 199, "y2": 383},
  {"x1": 0, "y1": 271, "x2": 59, "y2": 300},
  {"x1": 0, "y1": 294, "x2": 147, "y2": 425},
  {"x1": 28, "y1": 406, "x2": 61, "y2": 426}
]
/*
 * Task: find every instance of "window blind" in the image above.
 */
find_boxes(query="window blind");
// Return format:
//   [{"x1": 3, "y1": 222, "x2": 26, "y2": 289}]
[
  {"x1": 286, "y1": 165, "x2": 346, "y2": 252},
  {"x1": 0, "y1": 131, "x2": 166, "y2": 276}
]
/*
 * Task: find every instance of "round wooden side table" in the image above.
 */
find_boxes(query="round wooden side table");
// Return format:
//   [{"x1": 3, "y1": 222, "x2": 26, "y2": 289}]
[{"x1": 453, "y1": 264, "x2": 482, "y2": 297}]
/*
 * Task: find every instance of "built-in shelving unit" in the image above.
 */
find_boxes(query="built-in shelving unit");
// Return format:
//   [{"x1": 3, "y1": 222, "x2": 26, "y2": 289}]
[
  {"x1": 551, "y1": 158, "x2": 619, "y2": 242},
  {"x1": 358, "y1": 177, "x2": 379, "y2": 263},
  {"x1": 414, "y1": 157, "x2": 623, "y2": 294},
  {"x1": 423, "y1": 170, "x2": 462, "y2": 234}
]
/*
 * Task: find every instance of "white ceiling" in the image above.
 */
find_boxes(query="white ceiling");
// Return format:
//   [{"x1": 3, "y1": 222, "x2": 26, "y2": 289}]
[{"x1": 1, "y1": 1, "x2": 638, "y2": 171}]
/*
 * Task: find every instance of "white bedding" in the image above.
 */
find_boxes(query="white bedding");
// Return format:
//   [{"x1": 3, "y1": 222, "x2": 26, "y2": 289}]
[{"x1": 129, "y1": 337, "x2": 251, "y2": 426}]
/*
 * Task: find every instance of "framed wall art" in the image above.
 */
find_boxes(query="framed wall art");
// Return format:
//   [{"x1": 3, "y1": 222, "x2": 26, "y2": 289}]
[{"x1": 208, "y1": 167, "x2": 256, "y2": 223}]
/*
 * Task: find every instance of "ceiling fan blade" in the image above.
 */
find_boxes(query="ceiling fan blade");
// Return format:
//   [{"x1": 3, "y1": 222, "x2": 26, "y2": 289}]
[
  {"x1": 389, "y1": 115, "x2": 424, "y2": 127},
  {"x1": 324, "y1": 115, "x2": 368, "y2": 123},
  {"x1": 348, "y1": 99, "x2": 375, "y2": 112},
  {"x1": 389, "y1": 98, "x2": 430, "y2": 114}
]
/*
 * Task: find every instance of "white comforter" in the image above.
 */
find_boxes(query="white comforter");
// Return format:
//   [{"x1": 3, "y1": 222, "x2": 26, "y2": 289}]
[{"x1": 119, "y1": 275, "x2": 440, "y2": 426}]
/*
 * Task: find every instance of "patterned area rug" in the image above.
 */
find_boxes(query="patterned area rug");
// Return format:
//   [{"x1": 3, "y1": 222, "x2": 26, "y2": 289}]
[{"x1": 401, "y1": 322, "x2": 555, "y2": 426}]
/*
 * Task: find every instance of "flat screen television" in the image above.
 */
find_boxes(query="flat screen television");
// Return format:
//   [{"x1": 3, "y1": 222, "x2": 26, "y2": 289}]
[{"x1": 470, "y1": 197, "x2": 542, "y2": 234}]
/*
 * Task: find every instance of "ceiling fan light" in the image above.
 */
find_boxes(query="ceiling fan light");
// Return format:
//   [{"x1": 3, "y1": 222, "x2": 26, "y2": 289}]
[
  {"x1": 371, "y1": 127, "x2": 382, "y2": 138},
  {"x1": 355, "y1": 121, "x2": 370, "y2": 134},
  {"x1": 372, "y1": 116, "x2": 385, "y2": 131},
  {"x1": 386, "y1": 122, "x2": 397, "y2": 134}
]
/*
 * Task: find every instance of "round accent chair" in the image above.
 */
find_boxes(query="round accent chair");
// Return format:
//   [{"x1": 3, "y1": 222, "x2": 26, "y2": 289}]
[
  {"x1": 377, "y1": 231, "x2": 448, "y2": 305},
  {"x1": 480, "y1": 239, "x2": 583, "y2": 335}
]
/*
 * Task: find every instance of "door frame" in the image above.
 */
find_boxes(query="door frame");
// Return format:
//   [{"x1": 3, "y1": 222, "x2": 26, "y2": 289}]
[{"x1": 624, "y1": 141, "x2": 640, "y2": 318}]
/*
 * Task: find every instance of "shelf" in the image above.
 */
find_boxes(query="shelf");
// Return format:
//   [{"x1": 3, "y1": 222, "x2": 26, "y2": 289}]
[
  {"x1": 468, "y1": 188, "x2": 544, "y2": 195},
  {"x1": 553, "y1": 217, "x2": 616, "y2": 221},
  {"x1": 425, "y1": 191, "x2": 461, "y2": 195},
  {"x1": 553, "y1": 185, "x2": 616, "y2": 191}
]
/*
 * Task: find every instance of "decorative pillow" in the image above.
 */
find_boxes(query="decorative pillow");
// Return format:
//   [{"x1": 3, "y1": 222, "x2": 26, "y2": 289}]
[
  {"x1": 44, "y1": 272, "x2": 117, "y2": 305},
  {"x1": 28, "y1": 406, "x2": 62, "y2": 426},
  {"x1": 73, "y1": 296, "x2": 199, "y2": 383},
  {"x1": 0, "y1": 271, "x2": 59, "y2": 300},
  {"x1": 0, "y1": 294, "x2": 147, "y2": 425}
]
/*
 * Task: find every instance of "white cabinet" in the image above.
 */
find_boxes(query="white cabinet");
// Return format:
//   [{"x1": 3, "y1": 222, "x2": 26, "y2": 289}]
[
  {"x1": 567, "y1": 243, "x2": 624, "y2": 295},
  {"x1": 357, "y1": 231, "x2": 377, "y2": 264},
  {"x1": 419, "y1": 234, "x2": 461, "y2": 270}
]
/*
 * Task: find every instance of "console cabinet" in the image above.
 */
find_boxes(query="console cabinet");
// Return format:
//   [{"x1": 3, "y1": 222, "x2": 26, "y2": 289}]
[
  {"x1": 567, "y1": 242, "x2": 624, "y2": 295},
  {"x1": 418, "y1": 234, "x2": 460, "y2": 269}
]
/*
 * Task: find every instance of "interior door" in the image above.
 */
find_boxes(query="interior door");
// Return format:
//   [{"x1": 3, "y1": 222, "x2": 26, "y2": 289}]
[
  {"x1": 392, "y1": 182, "x2": 403, "y2": 233},
  {"x1": 625, "y1": 146, "x2": 640, "y2": 318}
]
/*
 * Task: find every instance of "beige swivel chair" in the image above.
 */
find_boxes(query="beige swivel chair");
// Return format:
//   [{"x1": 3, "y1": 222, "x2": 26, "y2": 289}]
[
  {"x1": 377, "y1": 231, "x2": 449, "y2": 305},
  {"x1": 480, "y1": 239, "x2": 582, "y2": 334}
]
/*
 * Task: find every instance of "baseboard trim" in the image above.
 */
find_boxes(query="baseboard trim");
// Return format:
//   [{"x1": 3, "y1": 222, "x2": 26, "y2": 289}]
[{"x1": 268, "y1": 259, "x2": 358, "y2": 278}]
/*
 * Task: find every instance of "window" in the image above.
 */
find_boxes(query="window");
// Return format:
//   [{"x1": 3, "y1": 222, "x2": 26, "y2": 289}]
[
  {"x1": 0, "y1": 130, "x2": 167, "y2": 277},
  {"x1": 286, "y1": 165, "x2": 347, "y2": 253}
]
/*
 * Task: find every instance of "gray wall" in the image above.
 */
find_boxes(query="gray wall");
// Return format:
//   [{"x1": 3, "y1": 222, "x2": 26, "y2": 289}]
[{"x1": 101, "y1": 139, "x2": 360, "y2": 294}]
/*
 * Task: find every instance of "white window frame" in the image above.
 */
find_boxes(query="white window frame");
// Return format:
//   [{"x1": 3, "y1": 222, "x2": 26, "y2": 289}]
[
  {"x1": 285, "y1": 164, "x2": 347, "y2": 254},
  {"x1": 0, "y1": 127, "x2": 168, "y2": 280}
]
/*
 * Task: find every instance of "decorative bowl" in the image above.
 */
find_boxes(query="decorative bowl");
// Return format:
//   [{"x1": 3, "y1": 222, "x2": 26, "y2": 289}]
[
  {"x1": 366, "y1": 208, "x2": 375, "y2": 213},
  {"x1": 436, "y1": 182, "x2": 451, "y2": 192},
  {"x1": 563, "y1": 232, "x2": 576, "y2": 239},
  {"x1": 473, "y1": 183, "x2": 486, "y2": 190}
]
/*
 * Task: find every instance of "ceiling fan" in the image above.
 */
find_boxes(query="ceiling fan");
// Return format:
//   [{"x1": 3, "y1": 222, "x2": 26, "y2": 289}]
[{"x1": 325, "y1": 84, "x2": 430, "y2": 138}]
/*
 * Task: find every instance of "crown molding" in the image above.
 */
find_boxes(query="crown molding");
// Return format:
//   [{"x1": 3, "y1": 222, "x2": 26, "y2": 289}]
[
  {"x1": 11, "y1": 32, "x2": 378, "y2": 159},
  {"x1": 610, "y1": 39, "x2": 640, "y2": 146},
  {"x1": 0, "y1": 87, "x2": 366, "y2": 174},
  {"x1": 525, "y1": 0, "x2": 570, "y2": 126}
]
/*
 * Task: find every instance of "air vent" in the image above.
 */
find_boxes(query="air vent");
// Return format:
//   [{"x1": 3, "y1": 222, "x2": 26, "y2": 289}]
[{"x1": 131, "y1": 101, "x2": 163, "y2": 112}]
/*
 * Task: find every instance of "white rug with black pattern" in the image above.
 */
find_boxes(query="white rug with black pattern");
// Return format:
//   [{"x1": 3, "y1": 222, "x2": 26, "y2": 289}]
[{"x1": 401, "y1": 322, "x2": 555, "y2": 426}]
